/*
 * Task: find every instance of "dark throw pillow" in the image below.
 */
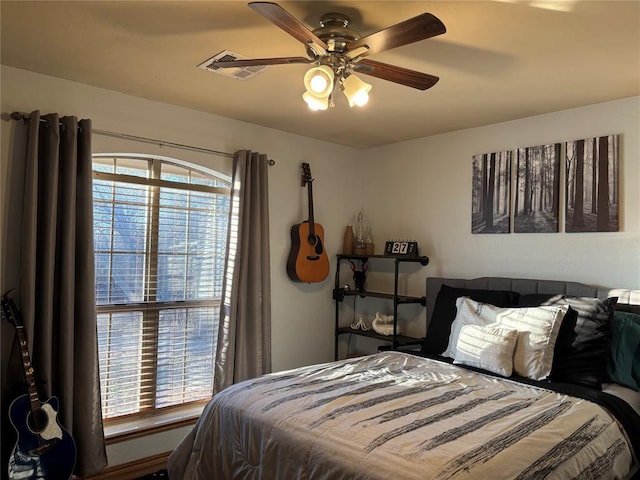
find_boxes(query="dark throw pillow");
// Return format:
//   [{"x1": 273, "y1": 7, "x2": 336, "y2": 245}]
[
  {"x1": 422, "y1": 285, "x2": 519, "y2": 356},
  {"x1": 542, "y1": 295, "x2": 616, "y2": 389},
  {"x1": 607, "y1": 311, "x2": 640, "y2": 391}
]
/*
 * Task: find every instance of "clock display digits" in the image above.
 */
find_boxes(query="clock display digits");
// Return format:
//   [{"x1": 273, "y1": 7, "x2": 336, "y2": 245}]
[{"x1": 385, "y1": 241, "x2": 418, "y2": 256}]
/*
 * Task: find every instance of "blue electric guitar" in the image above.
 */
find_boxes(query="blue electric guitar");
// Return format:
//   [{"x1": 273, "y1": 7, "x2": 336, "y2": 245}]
[{"x1": 2, "y1": 293, "x2": 77, "y2": 480}]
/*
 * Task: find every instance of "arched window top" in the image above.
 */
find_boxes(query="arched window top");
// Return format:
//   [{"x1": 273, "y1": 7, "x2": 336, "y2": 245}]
[{"x1": 92, "y1": 153, "x2": 231, "y2": 190}]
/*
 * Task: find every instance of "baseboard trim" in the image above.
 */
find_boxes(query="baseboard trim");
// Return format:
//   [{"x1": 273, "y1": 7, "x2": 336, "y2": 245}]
[{"x1": 81, "y1": 451, "x2": 171, "y2": 480}]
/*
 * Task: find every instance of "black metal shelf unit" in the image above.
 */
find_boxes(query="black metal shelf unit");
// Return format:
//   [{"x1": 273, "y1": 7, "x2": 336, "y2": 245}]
[{"x1": 333, "y1": 254, "x2": 429, "y2": 360}]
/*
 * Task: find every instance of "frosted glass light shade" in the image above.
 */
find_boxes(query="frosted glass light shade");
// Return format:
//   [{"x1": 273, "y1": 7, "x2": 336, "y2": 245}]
[
  {"x1": 341, "y1": 74, "x2": 372, "y2": 107},
  {"x1": 303, "y1": 91, "x2": 329, "y2": 111},
  {"x1": 303, "y1": 65, "x2": 334, "y2": 98}
]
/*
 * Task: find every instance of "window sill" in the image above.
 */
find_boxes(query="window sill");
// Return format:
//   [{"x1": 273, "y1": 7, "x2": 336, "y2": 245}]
[{"x1": 104, "y1": 403, "x2": 205, "y2": 444}]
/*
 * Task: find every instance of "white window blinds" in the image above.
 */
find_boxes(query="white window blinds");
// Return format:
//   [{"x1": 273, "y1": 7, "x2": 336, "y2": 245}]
[{"x1": 92, "y1": 156, "x2": 230, "y2": 419}]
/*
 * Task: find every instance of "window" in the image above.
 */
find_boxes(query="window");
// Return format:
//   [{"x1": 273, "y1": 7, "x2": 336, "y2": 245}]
[{"x1": 92, "y1": 155, "x2": 230, "y2": 420}]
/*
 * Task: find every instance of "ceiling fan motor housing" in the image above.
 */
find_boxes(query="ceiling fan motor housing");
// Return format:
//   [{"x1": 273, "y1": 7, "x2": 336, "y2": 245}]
[{"x1": 311, "y1": 13, "x2": 361, "y2": 54}]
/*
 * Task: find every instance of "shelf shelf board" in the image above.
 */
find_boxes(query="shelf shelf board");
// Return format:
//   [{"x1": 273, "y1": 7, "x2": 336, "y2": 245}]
[
  {"x1": 338, "y1": 254, "x2": 409, "y2": 259},
  {"x1": 333, "y1": 288, "x2": 426, "y2": 305},
  {"x1": 337, "y1": 327, "x2": 423, "y2": 346},
  {"x1": 344, "y1": 290, "x2": 394, "y2": 300},
  {"x1": 337, "y1": 254, "x2": 429, "y2": 265}
]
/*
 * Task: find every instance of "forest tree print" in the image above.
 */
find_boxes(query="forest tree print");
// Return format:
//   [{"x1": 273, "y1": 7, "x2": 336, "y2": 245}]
[
  {"x1": 514, "y1": 143, "x2": 561, "y2": 233},
  {"x1": 565, "y1": 134, "x2": 619, "y2": 232},
  {"x1": 472, "y1": 151, "x2": 511, "y2": 234}
]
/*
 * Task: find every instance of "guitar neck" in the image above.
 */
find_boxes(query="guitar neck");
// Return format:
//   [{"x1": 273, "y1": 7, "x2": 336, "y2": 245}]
[
  {"x1": 307, "y1": 179, "x2": 316, "y2": 236},
  {"x1": 15, "y1": 325, "x2": 41, "y2": 419}
]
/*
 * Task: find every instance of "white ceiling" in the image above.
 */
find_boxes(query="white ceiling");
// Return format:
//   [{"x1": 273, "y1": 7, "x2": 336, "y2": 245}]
[{"x1": 1, "y1": 1, "x2": 639, "y2": 149}]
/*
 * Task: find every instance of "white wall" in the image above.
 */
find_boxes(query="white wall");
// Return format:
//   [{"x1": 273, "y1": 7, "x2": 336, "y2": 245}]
[{"x1": 362, "y1": 97, "x2": 640, "y2": 325}]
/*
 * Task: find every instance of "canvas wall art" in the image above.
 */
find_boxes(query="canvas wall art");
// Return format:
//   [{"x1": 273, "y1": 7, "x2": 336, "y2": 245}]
[
  {"x1": 565, "y1": 134, "x2": 619, "y2": 232},
  {"x1": 514, "y1": 143, "x2": 561, "y2": 233},
  {"x1": 472, "y1": 151, "x2": 511, "y2": 234}
]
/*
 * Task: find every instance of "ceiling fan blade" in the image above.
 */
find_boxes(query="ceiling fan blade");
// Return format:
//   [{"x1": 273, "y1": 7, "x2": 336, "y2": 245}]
[
  {"x1": 352, "y1": 59, "x2": 439, "y2": 90},
  {"x1": 249, "y1": 2, "x2": 328, "y2": 53},
  {"x1": 206, "y1": 56, "x2": 313, "y2": 69},
  {"x1": 345, "y1": 13, "x2": 446, "y2": 58}
]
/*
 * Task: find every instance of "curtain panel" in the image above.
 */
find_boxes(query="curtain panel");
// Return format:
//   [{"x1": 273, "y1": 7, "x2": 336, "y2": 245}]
[
  {"x1": 11, "y1": 111, "x2": 107, "y2": 476},
  {"x1": 214, "y1": 150, "x2": 272, "y2": 394}
]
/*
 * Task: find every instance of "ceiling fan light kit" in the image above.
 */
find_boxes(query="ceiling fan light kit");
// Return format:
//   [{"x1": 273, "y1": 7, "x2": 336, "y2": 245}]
[
  {"x1": 202, "y1": 2, "x2": 446, "y2": 111},
  {"x1": 303, "y1": 64, "x2": 371, "y2": 110}
]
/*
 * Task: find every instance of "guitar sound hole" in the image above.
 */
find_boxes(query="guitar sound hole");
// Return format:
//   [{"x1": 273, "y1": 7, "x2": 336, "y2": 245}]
[
  {"x1": 27, "y1": 408, "x2": 46, "y2": 433},
  {"x1": 307, "y1": 235, "x2": 317, "y2": 245}
]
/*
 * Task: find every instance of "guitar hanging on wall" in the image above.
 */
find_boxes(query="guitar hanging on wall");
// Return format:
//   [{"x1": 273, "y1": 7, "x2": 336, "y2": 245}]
[
  {"x1": 2, "y1": 293, "x2": 77, "y2": 480},
  {"x1": 287, "y1": 162, "x2": 330, "y2": 283}
]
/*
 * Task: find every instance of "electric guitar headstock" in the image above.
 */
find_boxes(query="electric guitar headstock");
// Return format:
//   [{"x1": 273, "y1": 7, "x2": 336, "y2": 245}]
[{"x1": 1, "y1": 291, "x2": 22, "y2": 330}]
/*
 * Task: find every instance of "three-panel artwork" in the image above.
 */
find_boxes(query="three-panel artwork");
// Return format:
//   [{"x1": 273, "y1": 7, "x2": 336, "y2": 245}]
[{"x1": 472, "y1": 134, "x2": 619, "y2": 234}]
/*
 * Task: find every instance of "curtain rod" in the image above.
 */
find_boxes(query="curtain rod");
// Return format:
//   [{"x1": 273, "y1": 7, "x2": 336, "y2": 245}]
[
  {"x1": 9, "y1": 111, "x2": 276, "y2": 165},
  {"x1": 93, "y1": 129, "x2": 236, "y2": 160}
]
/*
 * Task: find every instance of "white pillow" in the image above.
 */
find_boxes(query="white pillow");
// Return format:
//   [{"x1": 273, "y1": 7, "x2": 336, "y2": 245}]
[
  {"x1": 497, "y1": 305, "x2": 568, "y2": 380},
  {"x1": 443, "y1": 297, "x2": 502, "y2": 358},
  {"x1": 453, "y1": 323, "x2": 518, "y2": 377},
  {"x1": 444, "y1": 297, "x2": 569, "y2": 380}
]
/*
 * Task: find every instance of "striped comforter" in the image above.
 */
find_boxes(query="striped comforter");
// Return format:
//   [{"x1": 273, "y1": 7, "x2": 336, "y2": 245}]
[{"x1": 168, "y1": 352, "x2": 637, "y2": 480}]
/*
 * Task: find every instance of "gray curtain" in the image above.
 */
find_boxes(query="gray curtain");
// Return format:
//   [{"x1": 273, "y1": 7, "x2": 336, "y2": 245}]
[
  {"x1": 214, "y1": 150, "x2": 272, "y2": 394},
  {"x1": 17, "y1": 111, "x2": 107, "y2": 476}
]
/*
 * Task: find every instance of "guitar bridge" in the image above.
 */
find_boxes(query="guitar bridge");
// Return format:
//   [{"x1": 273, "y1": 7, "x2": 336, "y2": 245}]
[
  {"x1": 306, "y1": 255, "x2": 320, "y2": 261},
  {"x1": 29, "y1": 438, "x2": 58, "y2": 455}
]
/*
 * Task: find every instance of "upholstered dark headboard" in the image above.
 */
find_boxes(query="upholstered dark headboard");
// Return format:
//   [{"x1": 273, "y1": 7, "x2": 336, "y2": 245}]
[{"x1": 426, "y1": 277, "x2": 611, "y2": 328}]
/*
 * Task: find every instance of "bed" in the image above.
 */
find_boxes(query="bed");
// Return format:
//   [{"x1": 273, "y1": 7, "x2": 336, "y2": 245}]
[{"x1": 167, "y1": 277, "x2": 640, "y2": 480}]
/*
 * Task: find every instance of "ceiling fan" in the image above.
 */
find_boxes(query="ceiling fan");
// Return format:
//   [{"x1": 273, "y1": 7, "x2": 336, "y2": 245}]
[{"x1": 203, "y1": 2, "x2": 446, "y2": 110}]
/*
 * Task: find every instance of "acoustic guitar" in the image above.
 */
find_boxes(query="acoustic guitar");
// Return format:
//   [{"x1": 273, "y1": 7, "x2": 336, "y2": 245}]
[
  {"x1": 287, "y1": 163, "x2": 330, "y2": 283},
  {"x1": 2, "y1": 293, "x2": 77, "y2": 480}
]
